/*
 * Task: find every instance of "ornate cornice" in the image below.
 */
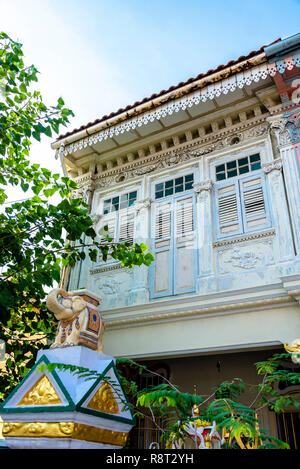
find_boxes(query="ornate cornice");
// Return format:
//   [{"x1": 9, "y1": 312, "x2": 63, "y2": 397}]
[
  {"x1": 89, "y1": 119, "x2": 272, "y2": 191},
  {"x1": 62, "y1": 56, "x2": 300, "y2": 157},
  {"x1": 213, "y1": 228, "x2": 276, "y2": 248}
]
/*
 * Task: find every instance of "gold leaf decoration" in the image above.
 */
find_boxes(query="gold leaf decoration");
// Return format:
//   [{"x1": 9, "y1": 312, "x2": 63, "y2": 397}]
[
  {"x1": 87, "y1": 381, "x2": 119, "y2": 414},
  {"x1": 17, "y1": 375, "x2": 62, "y2": 406},
  {"x1": 2, "y1": 421, "x2": 128, "y2": 446}
]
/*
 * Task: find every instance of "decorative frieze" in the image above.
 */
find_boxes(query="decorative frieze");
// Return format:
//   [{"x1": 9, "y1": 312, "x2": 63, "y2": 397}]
[
  {"x1": 91, "y1": 122, "x2": 268, "y2": 190},
  {"x1": 90, "y1": 263, "x2": 125, "y2": 274}
]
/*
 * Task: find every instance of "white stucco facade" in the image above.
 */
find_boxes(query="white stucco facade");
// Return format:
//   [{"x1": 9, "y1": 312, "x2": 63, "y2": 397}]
[{"x1": 52, "y1": 34, "x2": 300, "y2": 447}]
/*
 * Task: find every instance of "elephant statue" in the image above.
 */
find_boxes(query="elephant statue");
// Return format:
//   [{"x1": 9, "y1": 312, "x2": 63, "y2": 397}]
[
  {"x1": 284, "y1": 339, "x2": 300, "y2": 364},
  {"x1": 46, "y1": 288, "x2": 105, "y2": 353}
]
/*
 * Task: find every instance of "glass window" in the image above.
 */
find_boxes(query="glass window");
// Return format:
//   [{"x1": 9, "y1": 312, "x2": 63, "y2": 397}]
[
  {"x1": 215, "y1": 154, "x2": 261, "y2": 180},
  {"x1": 103, "y1": 191, "x2": 137, "y2": 214},
  {"x1": 155, "y1": 174, "x2": 194, "y2": 199}
]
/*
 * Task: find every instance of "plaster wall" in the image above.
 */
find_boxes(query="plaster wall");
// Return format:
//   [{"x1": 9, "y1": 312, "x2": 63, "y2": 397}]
[{"x1": 102, "y1": 306, "x2": 300, "y2": 359}]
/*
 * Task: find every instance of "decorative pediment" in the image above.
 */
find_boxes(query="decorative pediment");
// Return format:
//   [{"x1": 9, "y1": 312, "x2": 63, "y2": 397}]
[
  {"x1": 17, "y1": 375, "x2": 62, "y2": 407},
  {"x1": 87, "y1": 381, "x2": 119, "y2": 414}
]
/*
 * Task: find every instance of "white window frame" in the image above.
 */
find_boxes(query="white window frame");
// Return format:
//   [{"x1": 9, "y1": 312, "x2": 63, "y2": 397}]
[
  {"x1": 95, "y1": 187, "x2": 139, "y2": 265},
  {"x1": 211, "y1": 150, "x2": 272, "y2": 240},
  {"x1": 150, "y1": 169, "x2": 198, "y2": 299}
]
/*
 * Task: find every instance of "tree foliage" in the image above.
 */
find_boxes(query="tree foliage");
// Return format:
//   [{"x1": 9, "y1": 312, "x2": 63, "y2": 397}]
[
  {"x1": 38, "y1": 352, "x2": 299, "y2": 449},
  {"x1": 0, "y1": 32, "x2": 153, "y2": 400}
]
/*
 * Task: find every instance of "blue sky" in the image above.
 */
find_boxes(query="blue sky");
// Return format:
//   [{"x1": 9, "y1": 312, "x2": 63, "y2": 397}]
[{"x1": 1, "y1": 0, "x2": 300, "y2": 195}]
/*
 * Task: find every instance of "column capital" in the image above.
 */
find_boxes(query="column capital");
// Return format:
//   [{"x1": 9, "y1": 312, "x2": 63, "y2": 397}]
[
  {"x1": 193, "y1": 180, "x2": 213, "y2": 195},
  {"x1": 134, "y1": 197, "x2": 152, "y2": 213},
  {"x1": 262, "y1": 158, "x2": 283, "y2": 175}
]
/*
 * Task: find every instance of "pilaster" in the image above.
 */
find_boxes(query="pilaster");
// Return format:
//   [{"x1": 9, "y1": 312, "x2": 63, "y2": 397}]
[
  {"x1": 262, "y1": 159, "x2": 295, "y2": 262},
  {"x1": 129, "y1": 197, "x2": 152, "y2": 305},
  {"x1": 280, "y1": 145, "x2": 300, "y2": 255},
  {"x1": 193, "y1": 180, "x2": 215, "y2": 292}
]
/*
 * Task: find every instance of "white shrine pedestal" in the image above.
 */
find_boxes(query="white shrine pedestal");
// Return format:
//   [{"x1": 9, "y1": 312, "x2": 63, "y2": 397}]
[{"x1": 0, "y1": 347, "x2": 134, "y2": 449}]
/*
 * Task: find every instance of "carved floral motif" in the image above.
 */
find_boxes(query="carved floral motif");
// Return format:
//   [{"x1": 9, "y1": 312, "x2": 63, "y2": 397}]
[
  {"x1": 98, "y1": 279, "x2": 122, "y2": 295},
  {"x1": 217, "y1": 239, "x2": 274, "y2": 274},
  {"x1": 17, "y1": 375, "x2": 62, "y2": 406},
  {"x1": 224, "y1": 247, "x2": 262, "y2": 270}
]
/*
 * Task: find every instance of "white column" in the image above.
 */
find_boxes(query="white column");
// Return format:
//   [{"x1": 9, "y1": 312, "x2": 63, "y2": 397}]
[
  {"x1": 129, "y1": 197, "x2": 152, "y2": 305},
  {"x1": 194, "y1": 180, "x2": 216, "y2": 293},
  {"x1": 263, "y1": 160, "x2": 295, "y2": 261}
]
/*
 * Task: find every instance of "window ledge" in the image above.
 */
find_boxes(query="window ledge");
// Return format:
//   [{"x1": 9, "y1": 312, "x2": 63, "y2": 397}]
[{"x1": 213, "y1": 228, "x2": 275, "y2": 248}]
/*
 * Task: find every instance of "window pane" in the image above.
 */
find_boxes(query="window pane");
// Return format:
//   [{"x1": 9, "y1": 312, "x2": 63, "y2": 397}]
[
  {"x1": 111, "y1": 203, "x2": 119, "y2": 211},
  {"x1": 155, "y1": 191, "x2": 164, "y2": 199},
  {"x1": 185, "y1": 182, "x2": 193, "y2": 190},
  {"x1": 239, "y1": 165, "x2": 249, "y2": 174},
  {"x1": 185, "y1": 174, "x2": 194, "y2": 182},
  {"x1": 129, "y1": 191, "x2": 137, "y2": 200},
  {"x1": 112, "y1": 196, "x2": 119, "y2": 205},
  {"x1": 175, "y1": 177, "x2": 183, "y2": 186},
  {"x1": 165, "y1": 187, "x2": 174, "y2": 196},
  {"x1": 175, "y1": 185, "x2": 184, "y2": 193},
  {"x1": 120, "y1": 201, "x2": 128, "y2": 210},
  {"x1": 228, "y1": 169, "x2": 238, "y2": 178},
  {"x1": 238, "y1": 157, "x2": 248, "y2": 167},
  {"x1": 250, "y1": 153, "x2": 260, "y2": 163},
  {"x1": 216, "y1": 164, "x2": 225, "y2": 173},
  {"x1": 103, "y1": 200, "x2": 111, "y2": 214},
  {"x1": 251, "y1": 162, "x2": 261, "y2": 171},
  {"x1": 120, "y1": 194, "x2": 128, "y2": 202},
  {"x1": 165, "y1": 180, "x2": 173, "y2": 188},
  {"x1": 128, "y1": 199, "x2": 135, "y2": 207},
  {"x1": 156, "y1": 183, "x2": 163, "y2": 191},
  {"x1": 227, "y1": 160, "x2": 237, "y2": 170},
  {"x1": 216, "y1": 173, "x2": 226, "y2": 181}
]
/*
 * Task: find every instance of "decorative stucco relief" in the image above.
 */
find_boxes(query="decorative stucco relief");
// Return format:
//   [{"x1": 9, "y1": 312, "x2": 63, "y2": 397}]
[
  {"x1": 97, "y1": 278, "x2": 122, "y2": 295},
  {"x1": 217, "y1": 238, "x2": 274, "y2": 274},
  {"x1": 71, "y1": 121, "x2": 272, "y2": 195},
  {"x1": 91, "y1": 269, "x2": 133, "y2": 309}
]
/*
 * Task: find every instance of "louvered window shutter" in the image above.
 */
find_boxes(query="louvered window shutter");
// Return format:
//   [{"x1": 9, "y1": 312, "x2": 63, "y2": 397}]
[
  {"x1": 119, "y1": 212, "x2": 135, "y2": 244},
  {"x1": 239, "y1": 175, "x2": 269, "y2": 231},
  {"x1": 151, "y1": 201, "x2": 173, "y2": 298},
  {"x1": 98, "y1": 215, "x2": 117, "y2": 263},
  {"x1": 215, "y1": 181, "x2": 243, "y2": 238},
  {"x1": 174, "y1": 196, "x2": 196, "y2": 294}
]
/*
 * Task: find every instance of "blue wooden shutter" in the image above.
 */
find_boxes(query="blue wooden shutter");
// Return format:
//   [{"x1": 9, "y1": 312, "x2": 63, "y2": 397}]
[
  {"x1": 174, "y1": 195, "x2": 196, "y2": 294},
  {"x1": 150, "y1": 200, "x2": 173, "y2": 298},
  {"x1": 215, "y1": 180, "x2": 243, "y2": 239},
  {"x1": 119, "y1": 212, "x2": 135, "y2": 244},
  {"x1": 239, "y1": 174, "x2": 270, "y2": 232},
  {"x1": 98, "y1": 214, "x2": 117, "y2": 263}
]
